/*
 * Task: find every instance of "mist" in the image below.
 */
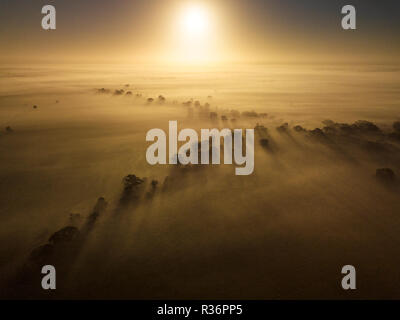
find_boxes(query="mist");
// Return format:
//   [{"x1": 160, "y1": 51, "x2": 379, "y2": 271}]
[{"x1": 1, "y1": 63, "x2": 400, "y2": 299}]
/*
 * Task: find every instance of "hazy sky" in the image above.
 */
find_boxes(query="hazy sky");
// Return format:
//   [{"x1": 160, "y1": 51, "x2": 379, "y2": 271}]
[{"x1": 0, "y1": 0, "x2": 399, "y2": 64}]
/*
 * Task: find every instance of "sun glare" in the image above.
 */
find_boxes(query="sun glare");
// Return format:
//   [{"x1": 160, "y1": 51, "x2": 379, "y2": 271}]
[
  {"x1": 167, "y1": 2, "x2": 222, "y2": 64},
  {"x1": 181, "y1": 5, "x2": 209, "y2": 36}
]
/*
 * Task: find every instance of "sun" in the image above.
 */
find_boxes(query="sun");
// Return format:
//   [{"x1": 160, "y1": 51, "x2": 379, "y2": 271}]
[
  {"x1": 166, "y1": 2, "x2": 221, "y2": 63},
  {"x1": 182, "y1": 5, "x2": 209, "y2": 36},
  {"x1": 180, "y1": 4, "x2": 210, "y2": 37}
]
